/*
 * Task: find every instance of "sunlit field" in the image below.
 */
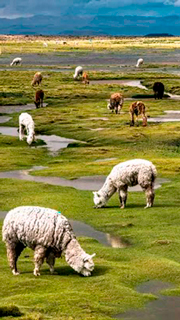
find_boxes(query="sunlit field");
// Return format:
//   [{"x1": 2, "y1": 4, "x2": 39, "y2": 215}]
[
  {"x1": 1, "y1": 35, "x2": 180, "y2": 54},
  {"x1": 1, "y1": 36, "x2": 180, "y2": 319}
]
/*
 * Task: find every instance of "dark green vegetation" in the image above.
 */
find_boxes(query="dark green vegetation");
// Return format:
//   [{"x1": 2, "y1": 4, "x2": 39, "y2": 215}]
[{"x1": 1, "y1": 55, "x2": 180, "y2": 319}]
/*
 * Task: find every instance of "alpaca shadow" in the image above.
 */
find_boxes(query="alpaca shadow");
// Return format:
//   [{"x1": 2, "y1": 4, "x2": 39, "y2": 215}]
[{"x1": 33, "y1": 265, "x2": 109, "y2": 278}]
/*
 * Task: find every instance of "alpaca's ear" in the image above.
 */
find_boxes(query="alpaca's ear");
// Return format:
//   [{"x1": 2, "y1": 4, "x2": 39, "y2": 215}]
[
  {"x1": 83, "y1": 253, "x2": 96, "y2": 262},
  {"x1": 93, "y1": 191, "x2": 96, "y2": 195}
]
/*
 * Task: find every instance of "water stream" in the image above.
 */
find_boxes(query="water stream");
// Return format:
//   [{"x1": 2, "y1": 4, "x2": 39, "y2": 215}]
[{"x1": 115, "y1": 280, "x2": 180, "y2": 320}]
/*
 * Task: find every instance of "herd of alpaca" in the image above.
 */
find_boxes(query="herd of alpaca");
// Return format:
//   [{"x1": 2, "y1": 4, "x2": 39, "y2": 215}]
[{"x1": 4, "y1": 58, "x2": 163, "y2": 277}]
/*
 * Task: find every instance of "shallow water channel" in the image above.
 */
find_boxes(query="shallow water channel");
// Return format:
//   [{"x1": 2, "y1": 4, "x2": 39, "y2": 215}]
[{"x1": 115, "y1": 280, "x2": 180, "y2": 320}]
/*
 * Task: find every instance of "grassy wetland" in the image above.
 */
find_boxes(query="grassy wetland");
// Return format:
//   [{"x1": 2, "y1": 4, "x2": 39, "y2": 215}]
[{"x1": 1, "y1": 36, "x2": 180, "y2": 319}]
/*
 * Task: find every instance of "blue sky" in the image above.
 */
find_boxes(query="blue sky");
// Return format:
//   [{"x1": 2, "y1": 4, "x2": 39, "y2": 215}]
[{"x1": 1, "y1": 0, "x2": 180, "y2": 19}]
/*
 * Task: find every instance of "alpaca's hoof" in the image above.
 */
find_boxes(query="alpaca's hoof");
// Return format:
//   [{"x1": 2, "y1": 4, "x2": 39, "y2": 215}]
[
  {"x1": 12, "y1": 270, "x2": 20, "y2": 275},
  {"x1": 120, "y1": 205, "x2": 125, "y2": 209},
  {"x1": 144, "y1": 204, "x2": 152, "y2": 209},
  {"x1": 34, "y1": 270, "x2": 40, "y2": 276}
]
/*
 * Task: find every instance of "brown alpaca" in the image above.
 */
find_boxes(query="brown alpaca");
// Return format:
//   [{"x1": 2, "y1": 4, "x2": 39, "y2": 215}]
[
  {"x1": 107, "y1": 93, "x2": 124, "y2": 114},
  {"x1": 31, "y1": 72, "x2": 43, "y2": 86},
  {"x1": 129, "y1": 101, "x2": 147, "y2": 126},
  {"x1": 82, "y1": 72, "x2": 89, "y2": 84},
  {"x1": 34, "y1": 90, "x2": 44, "y2": 108}
]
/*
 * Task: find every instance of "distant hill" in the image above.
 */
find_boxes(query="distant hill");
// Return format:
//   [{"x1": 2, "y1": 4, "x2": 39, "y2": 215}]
[
  {"x1": 145, "y1": 33, "x2": 174, "y2": 37},
  {"x1": 0, "y1": 14, "x2": 180, "y2": 36}
]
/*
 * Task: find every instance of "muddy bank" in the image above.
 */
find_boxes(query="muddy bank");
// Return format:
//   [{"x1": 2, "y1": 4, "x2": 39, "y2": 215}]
[{"x1": 0, "y1": 166, "x2": 169, "y2": 191}]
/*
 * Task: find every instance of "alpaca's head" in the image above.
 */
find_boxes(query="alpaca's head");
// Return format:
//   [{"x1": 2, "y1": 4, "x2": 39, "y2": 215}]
[
  {"x1": 80, "y1": 253, "x2": 95, "y2": 276},
  {"x1": 73, "y1": 74, "x2": 77, "y2": 79},
  {"x1": 27, "y1": 131, "x2": 35, "y2": 145},
  {"x1": 107, "y1": 102, "x2": 113, "y2": 110},
  {"x1": 65, "y1": 239, "x2": 95, "y2": 276},
  {"x1": 93, "y1": 191, "x2": 107, "y2": 208},
  {"x1": 34, "y1": 99, "x2": 40, "y2": 108}
]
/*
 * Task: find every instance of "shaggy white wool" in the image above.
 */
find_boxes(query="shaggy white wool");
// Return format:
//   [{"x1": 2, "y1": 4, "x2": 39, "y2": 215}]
[
  {"x1": 73, "y1": 66, "x2": 83, "y2": 79},
  {"x1": 2, "y1": 206, "x2": 95, "y2": 276},
  {"x1": 136, "y1": 58, "x2": 144, "y2": 67},
  {"x1": 19, "y1": 112, "x2": 35, "y2": 145},
  {"x1": 93, "y1": 159, "x2": 157, "y2": 209},
  {"x1": 10, "y1": 57, "x2": 22, "y2": 66}
]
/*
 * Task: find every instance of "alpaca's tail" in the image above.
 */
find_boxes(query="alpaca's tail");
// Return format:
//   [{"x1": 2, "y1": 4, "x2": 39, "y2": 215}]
[{"x1": 151, "y1": 164, "x2": 157, "y2": 182}]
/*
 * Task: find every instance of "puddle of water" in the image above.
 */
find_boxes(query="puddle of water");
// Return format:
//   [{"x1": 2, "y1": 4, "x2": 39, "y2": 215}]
[
  {"x1": 136, "y1": 280, "x2": 173, "y2": 295},
  {"x1": 90, "y1": 80, "x2": 148, "y2": 90},
  {"x1": 0, "y1": 210, "x2": 129, "y2": 248},
  {"x1": 148, "y1": 110, "x2": 180, "y2": 123},
  {"x1": 114, "y1": 280, "x2": 180, "y2": 320},
  {"x1": 0, "y1": 166, "x2": 169, "y2": 191},
  {"x1": 0, "y1": 103, "x2": 40, "y2": 114},
  {"x1": 0, "y1": 116, "x2": 11, "y2": 123},
  {"x1": 89, "y1": 128, "x2": 105, "y2": 131},
  {"x1": 94, "y1": 157, "x2": 118, "y2": 162},
  {"x1": 70, "y1": 220, "x2": 130, "y2": 248},
  {"x1": 89, "y1": 117, "x2": 108, "y2": 121},
  {"x1": 0, "y1": 126, "x2": 79, "y2": 154}
]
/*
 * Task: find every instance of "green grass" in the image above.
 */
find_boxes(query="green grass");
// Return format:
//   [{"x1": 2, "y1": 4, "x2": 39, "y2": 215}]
[{"x1": 1, "y1": 49, "x2": 180, "y2": 319}]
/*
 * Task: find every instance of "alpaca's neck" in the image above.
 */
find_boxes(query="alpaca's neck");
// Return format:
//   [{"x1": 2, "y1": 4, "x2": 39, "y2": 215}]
[
  {"x1": 99, "y1": 176, "x2": 116, "y2": 200},
  {"x1": 27, "y1": 124, "x2": 34, "y2": 136},
  {"x1": 64, "y1": 238, "x2": 86, "y2": 273}
]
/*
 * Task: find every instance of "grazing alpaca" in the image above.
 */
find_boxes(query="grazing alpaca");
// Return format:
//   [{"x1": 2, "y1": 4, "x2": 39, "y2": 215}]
[
  {"x1": 129, "y1": 101, "x2": 147, "y2": 126},
  {"x1": 34, "y1": 89, "x2": 44, "y2": 108},
  {"x1": 73, "y1": 66, "x2": 83, "y2": 80},
  {"x1": 10, "y1": 57, "x2": 22, "y2": 66},
  {"x1": 107, "y1": 93, "x2": 124, "y2": 114},
  {"x1": 153, "y1": 82, "x2": 164, "y2": 99},
  {"x1": 93, "y1": 159, "x2": 157, "y2": 209},
  {"x1": 136, "y1": 58, "x2": 144, "y2": 67},
  {"x1": 2, "y1": 206, "x2": 95, "y2": 277},
  {"x1": 82, "y1": 72, "x2": 89, "y2": 84},
  {"x1": 19, "y1": 113, "x2": 35, "y2": 145},
  {"x1": 31, "y1": 72, "x2": 43, "y2": 86}
]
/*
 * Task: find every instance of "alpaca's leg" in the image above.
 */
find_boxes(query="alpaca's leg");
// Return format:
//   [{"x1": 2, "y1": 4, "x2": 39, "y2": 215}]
[
  {"x1": 46, "y1": 251, "x2": 56, "y2": 274},
  {"x1": 40, "y1": 98, "x2": 43, "y2": 108},
  {"x1": 145, "y1": 185, "x2": 155, "y2": 208},
  {"x1": 6, "y1": 242, "x2": 25, "y2": 275},
  {"x1": 34, "y1": 245, "x2": 46, "y2": 276},
  {"x1": 117, "y1": 104, "x2": 121, "y2": 114},
  {"x1": 130, "y1": 111, "x2": 135, "y2": 126},
  {"x1": 19, "y1": 124, "x2": 24, "y2": 141},
  {"x1": 144, "y1": 185, "x2": 155, "y2": 208},
  {"x1": 142, "y1": 113, "x2": 147, "y2": 126},
  {"x1": 119, "y1": 185, "x2": 128, "y2": 209}
]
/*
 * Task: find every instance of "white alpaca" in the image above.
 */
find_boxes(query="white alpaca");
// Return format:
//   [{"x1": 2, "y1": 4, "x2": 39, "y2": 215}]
[
  {"x1": 19, "y1": 113, "x2": 35, "y2": 145},
  {"x1": 136, "y1": 58, "x2": 144, "y2": 67},
  {"x1": 10, "y1": 57, "x2": 22, "y2": 66},
  {"x1": 43, "y1": 42, "x2": 48, "y2": 47},
  {"x1": 93, "y1": 159, "x2": 157, "y2": 209},
  {"x1": 2, "y1": 206, "x2": 95, "y2": 277},
  {"x1": 73, "y1": 66, "x2": 83, "y2": 79}
]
